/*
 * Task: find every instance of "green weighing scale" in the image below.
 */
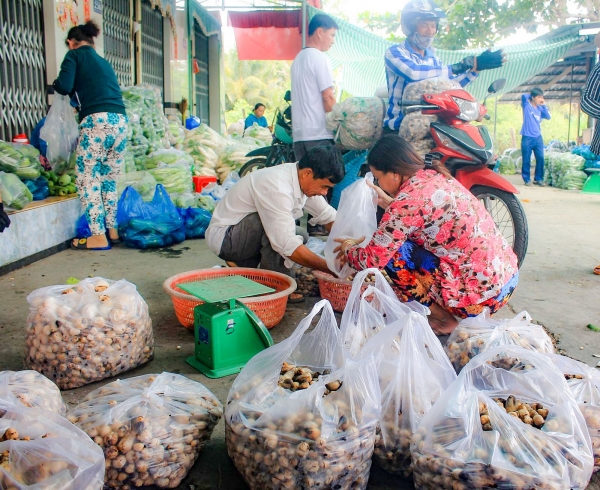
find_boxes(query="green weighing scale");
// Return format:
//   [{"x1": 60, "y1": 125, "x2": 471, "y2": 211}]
[
  {"x1": 179, "y1": 276, "x2": 275, "y2": 378},
  {"x1": 582, "y1": 168, "x2": 600, "y2": 194}
]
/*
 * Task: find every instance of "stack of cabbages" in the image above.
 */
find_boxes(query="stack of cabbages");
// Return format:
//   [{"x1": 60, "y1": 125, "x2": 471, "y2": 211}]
[
  {"x1": 326, "y1": 97, "x2": 386, "y2": 150},
  {"x1": 24, "y1": 277, "x2": 154, "y2": 389},
  {"x1": 400, "y1": 78, "x2": 460, "y2": 157}
]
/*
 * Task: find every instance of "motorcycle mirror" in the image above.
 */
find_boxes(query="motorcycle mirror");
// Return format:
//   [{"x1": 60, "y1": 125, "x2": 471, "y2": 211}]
[
  {"x1": 488, "y1": 78, "x2": 507, "y2": 94},
  {"x1": 284, "y1": 90, "x2": 291, "y2": 102}
]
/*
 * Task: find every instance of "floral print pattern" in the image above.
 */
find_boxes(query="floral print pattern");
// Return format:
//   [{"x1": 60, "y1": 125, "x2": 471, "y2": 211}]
[
  {"x1": 75, "y1": 112, "x2": 128, "y2": 236},
  {"x1": 346, "y1": 169, "x2": 518, "y2": 310}
]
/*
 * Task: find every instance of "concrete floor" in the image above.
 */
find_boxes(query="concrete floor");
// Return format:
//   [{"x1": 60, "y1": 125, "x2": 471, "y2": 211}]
[{"x1": 0, "y1": 174, "x2": 599, "y2": 489}]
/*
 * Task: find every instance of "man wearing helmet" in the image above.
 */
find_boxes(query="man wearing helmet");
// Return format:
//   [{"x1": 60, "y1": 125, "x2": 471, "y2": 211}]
[{"x1": 383, "y1": 0, "x2": 506, "y2": 133}]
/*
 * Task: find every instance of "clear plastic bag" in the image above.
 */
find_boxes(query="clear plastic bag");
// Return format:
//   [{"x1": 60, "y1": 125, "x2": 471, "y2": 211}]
[
  {"x1": 67, "y1": 373, "x2": 222, "y2": 489},
  {"x1": 24, "y1": 277, "x2": 154, "y2": 389},
  {"x1": 305, "y1": 237, "x2": 326, "y2": 257},
  {"x1": 339, "y1": 268, "x2": 428, "y2": 356},
  {"x1": 324, "y1": 173, "x2": 378, "y2": 278},
  {"x1": 354, "y1": 296, "x2": 456, "y2": 476},
  {"x1": 225, "y1": 300, "x2": 381, "y2": 490},
  {"x1": 412, "y1": 346, "x2": 594, "y2": 489},
  {"x1": 39, "y1": 94, "x2": 79, "y2": 166},
  {"x1": 548, "y1": 353, "x2": 600, "y2": 472},
  {"x1": 445, "y1": 309, "x2": 555, "y2": 373},
  {"x1": 0, "y1": 172, "x2": 33, "y2": 211},
  {"x1": 0, "y1": 371, "x2": 66, "y2": 415},
  {"x1": 117, "y1": 170, "x2": 157, "y2": 202},
  {"x1": 0, "y1": 400, "x2": 104, "y2": 490},
  {"x1": 326, "y1": 97, "x2": 386, "y2": 150}
]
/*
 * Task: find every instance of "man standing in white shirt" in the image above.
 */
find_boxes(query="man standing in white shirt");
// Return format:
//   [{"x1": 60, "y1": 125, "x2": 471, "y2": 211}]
[
  {"x1": 291, "y1": 13, "x2": 338, "y2": 160},
  {"x1": 205, "y1": 144, "x2": 344, "y2": 276}
]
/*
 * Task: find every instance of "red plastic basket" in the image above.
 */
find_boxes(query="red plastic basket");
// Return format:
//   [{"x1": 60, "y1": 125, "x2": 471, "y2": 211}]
[
  {"x1": 313, "y1": 271, "x2": 368, "y2": 313},
  {"x1": 192, "y1": 176, "x2": 217, "y2": 193},
  {"x1": 163, "y1": 268, "x2": 297, "y2": 330}
]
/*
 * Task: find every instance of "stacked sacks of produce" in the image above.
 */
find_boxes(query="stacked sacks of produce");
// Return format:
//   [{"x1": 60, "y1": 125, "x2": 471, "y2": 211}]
[
  {"x1": 0, "y1": 172, "x2": 33, "y2": 210},
  {"x1": 183, "y1": 124, "x2": 228, "y2": 179},
  {"x1": 217, "y1": 137, "x2": 266, "y2": 183},
  {"x1": 0, "y1": 400, "x2": 105, "y2": 489},
  {"x1": 117, "y1": 170, "x2": 157, "y2": 202},
  {"x1": 24, "y1": 277, "x2": 154, "y2": 389},
  {"x1": 122, "y1": 84, "x2": 169, "y2": 155},
  {"x1": 0, "y1": 371, "x2": 66, "y2": 415},
  {"x1": 244, "y1": 123, "x2": 272, "y2": 146},
  {"x1": 547, "y1": 354, "x2": 600, "y2": 471},
  {"x1": 67, "y1": 373, "x2": 223, "y2": 489},
  {"x1": 0, "y1": 142, "x2": 42, "y2": 181},
  {"x1": 544, "y1": 151, "x2": 588, "y2": 189},
  {"x1": 400, "y1": 78, "x2": 461, "y2": 157},
  {"x1": 495, "y1": 148, "x2": 522, "y2": 175},
  {"x1": 166, "y1": 116, "x2": 185, "y2": 149},
  {"x1": 326, "y1": 97, "x2": 386, "y2": 150},
  {"x1": 144, "y1": 149, "x2": 194, "y2": 195},
  {"x1": 412, "y1": 346, "x2": 594, "y2": 490},
  {"x1": 338, "y1": 270, "x2": 455, "y2": 477},
  {"x1": 444, "y1": 309, "x2": 555, "y2": 373},
  {"x1": 117, "y1": 184, "x2": 185, "y2": 249},
  {"x1": 573, "y1": 144, "x2": 600, "y2": 170},
  {"x1": 225, "y1": 300, "x2": 381, "y2": 490}
]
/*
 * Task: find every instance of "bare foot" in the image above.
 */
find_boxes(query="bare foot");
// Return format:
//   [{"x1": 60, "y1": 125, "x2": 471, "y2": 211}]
[
  {"x1": 72, "y1": 233, "x2": 109, "y2": 249},
  {"x1": 107, "y1": 227, "x2": 119, "y2": 241},
  {"x1": 428, "y1": 302, "x2": 459, "y2": 335}
]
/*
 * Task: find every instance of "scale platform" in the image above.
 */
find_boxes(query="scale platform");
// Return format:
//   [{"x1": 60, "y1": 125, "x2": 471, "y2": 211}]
[
  {"x1": 582, "y1": 168, "x2": 600, "y2": 194},
  {"x1": 180, "y1": 276, "x2": 275, "y2": 378}
]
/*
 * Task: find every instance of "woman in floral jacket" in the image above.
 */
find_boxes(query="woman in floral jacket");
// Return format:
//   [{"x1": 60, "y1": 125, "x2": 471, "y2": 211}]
[{"x1": 336, "y1": 135, "x2": 519, "y2": 334}]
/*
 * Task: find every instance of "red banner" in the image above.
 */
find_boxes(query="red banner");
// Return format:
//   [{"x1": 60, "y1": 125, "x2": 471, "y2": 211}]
[{"x1": 83, "y1": 0, "x2": 91, "y2": 21}]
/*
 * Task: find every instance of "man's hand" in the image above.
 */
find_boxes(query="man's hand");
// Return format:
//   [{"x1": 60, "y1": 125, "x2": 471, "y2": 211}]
[
  {"x1": 289, "y1": 244, "x2": 331, "y2": 273},
  {"x1": 475, "y1": 49, "x2": 506, "y2": 71},
  {"x1": 0, "y1": 203, "x2": 11, "y2": 233}
]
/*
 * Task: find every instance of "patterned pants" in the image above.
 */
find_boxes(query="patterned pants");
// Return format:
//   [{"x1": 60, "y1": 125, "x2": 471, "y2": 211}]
[
  {"x1": 384, "y1": 240, "x2": 519, "y2": 318},
  {"x1": 76, "y1": 113, "x2": 128, "y2": 235}
]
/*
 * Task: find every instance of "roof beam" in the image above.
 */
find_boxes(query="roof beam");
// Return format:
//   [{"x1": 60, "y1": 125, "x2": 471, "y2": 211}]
[{"x1": 539, "y1": 65, "x2": 574, "y2": 91}]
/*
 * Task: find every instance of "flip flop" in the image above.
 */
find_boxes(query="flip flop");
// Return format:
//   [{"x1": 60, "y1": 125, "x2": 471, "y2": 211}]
[
  {"x1": 594, "y1": 265, "x2": 600, "y2": 276},
  {"x1": 105, "y1": 231, "x2": 121, "y2": 244},
  {"x1": 71, "y1": 238, "x2": 112, "y2": 251}
]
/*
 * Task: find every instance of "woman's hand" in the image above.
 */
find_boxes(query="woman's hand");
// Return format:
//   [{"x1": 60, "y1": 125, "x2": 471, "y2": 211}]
[
  {"x1": 333, "y1": 236, "x2": 365, "y2": 265},
  {"x1": 367, "y1": 180, "x2": 394, "y2": 209}
]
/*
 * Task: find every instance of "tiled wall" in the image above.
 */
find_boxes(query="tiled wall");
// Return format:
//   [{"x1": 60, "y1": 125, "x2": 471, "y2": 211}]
[{"x1": 0, "y1": 199, "x2": 81, "y2": 267}]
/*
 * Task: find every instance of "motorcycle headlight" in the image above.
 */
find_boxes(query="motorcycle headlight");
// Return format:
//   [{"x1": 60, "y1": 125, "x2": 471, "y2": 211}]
[{"x1": 451, "y1": 97, "x2": 480, "y2": 122}]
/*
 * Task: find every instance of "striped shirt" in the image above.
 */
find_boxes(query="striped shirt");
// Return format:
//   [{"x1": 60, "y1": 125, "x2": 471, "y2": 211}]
[
  {"x1": 581, "y1": 62, "x2": 600, "y2": 155},
  {"x1": 384, "y1": 41, "x2": 478, "y2": 131}
]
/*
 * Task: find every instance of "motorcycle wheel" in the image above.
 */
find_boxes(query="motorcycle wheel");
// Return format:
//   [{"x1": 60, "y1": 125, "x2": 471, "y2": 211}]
[
  {"x1": 239, "y1": 158, "x2": 267, "y2": 178},
  {"x1": 470, "y1": 185, "x2": 529, "y2": 267}
]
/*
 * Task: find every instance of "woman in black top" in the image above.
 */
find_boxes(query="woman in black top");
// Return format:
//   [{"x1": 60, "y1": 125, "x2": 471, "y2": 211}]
[{"x1": 54, "y1": 21, "x2": 128, "y2": 250}]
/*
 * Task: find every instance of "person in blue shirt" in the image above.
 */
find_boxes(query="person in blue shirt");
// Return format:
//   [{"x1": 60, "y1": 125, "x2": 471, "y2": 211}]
[
  {"x1": 244, "y1": 103, "x2": 268, "y2": 130},
  {"x1": 520, "y1": 88, "x2": 551, "y2": 186}
]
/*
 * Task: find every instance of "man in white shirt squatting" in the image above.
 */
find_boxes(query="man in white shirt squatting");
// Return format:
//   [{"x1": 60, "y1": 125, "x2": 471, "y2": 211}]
[{"x1": 205, "y1": 144, "x2": 344, "y2": 279}]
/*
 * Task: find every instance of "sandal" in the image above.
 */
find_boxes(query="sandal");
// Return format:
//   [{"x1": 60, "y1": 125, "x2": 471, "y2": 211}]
[
  {"x1": 106, "y1": 231, "x2": 121, "y2": 245},
  {"x1": 71, "y1": 238, "x2": 112, "y2": 251},
  {"x1": 288, "y1": 293, "x2": 305, "y2": 304},
  {"x1": 594, "y1": 265, "x2": 600, "y2": 276}
]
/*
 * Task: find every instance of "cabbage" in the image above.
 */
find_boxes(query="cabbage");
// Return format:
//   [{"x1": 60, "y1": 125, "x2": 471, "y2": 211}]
[{"x1": 148, "y1": 163, "x2": 193, "y2": 195}]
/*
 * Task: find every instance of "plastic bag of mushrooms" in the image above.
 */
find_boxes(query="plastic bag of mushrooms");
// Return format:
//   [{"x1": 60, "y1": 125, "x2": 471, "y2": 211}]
[
  {"x1": 0, "y1": 370, "x2": 66, "y2": 415},
  {"x1": 548, "y1": 353, "x2": 600, "y2": 472},
  {"x1": 412, "y1": 346, "x2": 594, "y2": 490},
  {"x1": 24, "y1": 278, "x2": 154, "y2": 389},
  {"x1": 444, "y1": 309, "x2": 555, "y2": 373},
  {"x1": 399, "y1": 78, "x2": 460, "y2": 158},
  {"x1": 67, "y1": 372, "x2": 223, "y2": 489},
  {"x1": 225, "y1": 299, "x2": 381, "y2": 490},
  {"x1": 0, "y1": 399, "x2": 105, "y2": 490},
  {"x1": 337, "y1": 269, "x2": 455, "y2": 477}
]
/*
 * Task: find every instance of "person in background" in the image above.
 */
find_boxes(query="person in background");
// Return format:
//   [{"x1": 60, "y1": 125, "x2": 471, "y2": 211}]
[
  {"x1": 291, "y1": 13, "x2": 339, "y2": 236},
  {"x1": 0, "y1": 191, "x2": 10, "y2": 233},
  {"x1": 206, "y1": 145, "x2": 344, "y2": 294},
  {"x1": 335, "y1": 135, "x2": 518, "y2": 335},
  {"x1": 520, "y1": 87, "x2": 551, "y2": 186},
  {"x1": 581, "y1": 32, "x2": 600, "y2": 276},
  {"x1": 383, "y1": 0, "x2": 505, "y2": 134},
  {"x1": 244, "y1": 103, "x2": 268, "y2": 130},
  {"x1": 53, "y1": 20, "x2": 128, "y2": 250}
]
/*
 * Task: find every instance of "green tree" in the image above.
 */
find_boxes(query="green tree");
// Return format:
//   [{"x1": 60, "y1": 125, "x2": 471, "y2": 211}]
[{"x1": 358, "y1": 0, "x2": 598, "y2": 49}]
